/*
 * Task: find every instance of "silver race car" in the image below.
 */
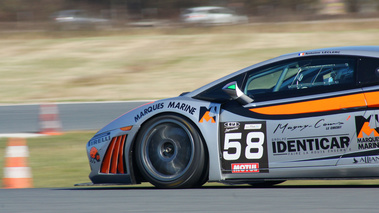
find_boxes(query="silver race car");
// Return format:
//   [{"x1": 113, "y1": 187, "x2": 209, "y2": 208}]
[{"x1": 86, "y1": 46, "x2": 379, "y2": 188}]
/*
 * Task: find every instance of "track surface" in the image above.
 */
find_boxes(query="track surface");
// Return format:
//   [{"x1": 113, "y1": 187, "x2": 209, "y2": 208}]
[
  {"x1": 0, "y1": 101, "x2": 149, "y2": 133},
  {"x1": 0, "y1": 185, "x2": 378, "y2": 213}
]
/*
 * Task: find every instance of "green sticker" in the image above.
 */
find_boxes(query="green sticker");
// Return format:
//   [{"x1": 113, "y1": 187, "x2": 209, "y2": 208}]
[{"x1": 227, "y1": 84, "x2": 236, "y2": 90}]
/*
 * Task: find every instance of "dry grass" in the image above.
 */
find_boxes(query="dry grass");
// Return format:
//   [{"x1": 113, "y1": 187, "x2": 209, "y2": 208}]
[{"x1": 1, "y1": 20, "x2": 379, "y2": 103}]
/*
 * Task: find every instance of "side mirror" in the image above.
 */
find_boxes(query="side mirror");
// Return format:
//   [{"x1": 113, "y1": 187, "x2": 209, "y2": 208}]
[{"x1": 222, "y1": 81, "x2": 253, "y2": 105}]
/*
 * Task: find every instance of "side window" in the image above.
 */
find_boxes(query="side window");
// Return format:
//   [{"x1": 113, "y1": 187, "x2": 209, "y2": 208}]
[
  {"x1": 245, "y1": 64, "x2": 289, "y2": 96},
  {"x1": 357, "y1": 57, "x2": 379, "y2": 86},
  {"x1": 243, "y1": 57, "x2": 356, "y2": 101}
]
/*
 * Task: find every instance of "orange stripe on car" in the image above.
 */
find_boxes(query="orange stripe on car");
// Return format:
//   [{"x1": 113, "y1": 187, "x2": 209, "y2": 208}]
[
  {"x1": 363, "y1": 91, "x2": 379, "y2": 108},
  {"x1": 249, "y1": 93, "x2": 367, "y2": 115}
]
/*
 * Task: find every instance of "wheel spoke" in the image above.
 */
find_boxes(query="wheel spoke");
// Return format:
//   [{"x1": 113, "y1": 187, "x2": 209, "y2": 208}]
[
  {"x1": 170, "y1": 159, "x2": 186, "y2": 174},
  {"x1": 147, "y1": 123, "x2": 192, "y2": 177},
  {"x1": 159, "y1": 125, "x2": 170, "y2": 140},
  {"x1": 165, "y1": 161, "x2": 181, "y2": 175}
]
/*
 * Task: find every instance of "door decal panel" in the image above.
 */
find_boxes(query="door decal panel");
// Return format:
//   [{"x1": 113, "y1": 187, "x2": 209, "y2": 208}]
[{"x1": 220, "y1": 121, "x2": 269, "y2": 174}]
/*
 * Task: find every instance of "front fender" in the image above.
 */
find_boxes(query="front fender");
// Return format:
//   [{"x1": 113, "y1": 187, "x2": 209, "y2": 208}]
[{"x1": 86, "y1": 97, "x2": 222, "y2": 184}]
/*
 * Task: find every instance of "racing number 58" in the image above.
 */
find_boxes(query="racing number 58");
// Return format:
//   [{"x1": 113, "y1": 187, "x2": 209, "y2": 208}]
[{"x1": 223, "y1": 132, "x2": 264, "y2": 161}]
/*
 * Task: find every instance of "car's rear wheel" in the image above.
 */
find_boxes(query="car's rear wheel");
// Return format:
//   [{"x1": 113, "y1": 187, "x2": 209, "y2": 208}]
[{"x1": 135, "y1": 114, "x2": 207, "y2": 188}]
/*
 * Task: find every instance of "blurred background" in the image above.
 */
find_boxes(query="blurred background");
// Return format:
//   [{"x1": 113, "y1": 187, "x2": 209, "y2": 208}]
[
  {"x1": 1, "y1": 0, "x2": 378, "y2": 27},
  {"x1": 2, "y1": 0, "x2": 379, "y2": 188},
  {"x1": 1, "y1": 0, "x2": 379, "y2": 103}
]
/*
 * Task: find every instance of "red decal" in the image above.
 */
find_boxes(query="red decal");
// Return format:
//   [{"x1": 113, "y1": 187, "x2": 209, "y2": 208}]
[
  {"x1": 90, "y1": 147, "x2": 100, "y2": 162},
  {"x1": 231, "y1": 163, "x2": 259, "y2": 173}
]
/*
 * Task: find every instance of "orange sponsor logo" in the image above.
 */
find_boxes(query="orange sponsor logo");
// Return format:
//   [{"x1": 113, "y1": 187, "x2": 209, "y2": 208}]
[
  {"x1": 355, "y1": 114, "x2": 379, "y2": 150},
  {"x1": 358, "y1": 122, "x2": 379, "y2": 138},
  {"x1": 199, "y1": 111, "x2": 215, "y2": 123},
  {"x1": 199, "y1": 106, "x2": 217, "y2": 123}
]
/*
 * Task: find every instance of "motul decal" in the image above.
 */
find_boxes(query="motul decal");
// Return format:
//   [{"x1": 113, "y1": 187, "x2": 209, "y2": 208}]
[{"x1": 231, "y1": 163, "x2": 259, "y2": 173}]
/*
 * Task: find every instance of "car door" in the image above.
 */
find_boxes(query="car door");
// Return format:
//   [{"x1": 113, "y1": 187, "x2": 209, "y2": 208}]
[
  {"x1": 219, "y1": 56, "x2": 366, "y2": 175},
  {"x1": 338, "y1": 56, "x2": 379, "y2": 167}
]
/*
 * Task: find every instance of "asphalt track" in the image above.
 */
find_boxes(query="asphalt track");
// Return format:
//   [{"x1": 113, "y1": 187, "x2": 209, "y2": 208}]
[
  {"x1": 0, "y1": 101, "x2": 150, "y2": 134},
  {"x1": 0, "y1": 185, "x2": 378, "y2": 213}
]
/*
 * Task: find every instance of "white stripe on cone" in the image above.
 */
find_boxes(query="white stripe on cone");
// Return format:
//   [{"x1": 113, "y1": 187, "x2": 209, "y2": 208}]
[
  {"x1": 41, "y1": 120, "x2": 61, "y2": 129},
  {"x1": 5, "y1": 146, "x2": 29, "y2": 158},
  {"x1": 4, "y1": 167, "x2": 32, "y2": 179}
]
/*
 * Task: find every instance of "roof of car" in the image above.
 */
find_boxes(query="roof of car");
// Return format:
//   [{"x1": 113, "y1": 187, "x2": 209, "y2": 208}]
[
  {"x1": 186, "y1": 46, "x2": 379, "y2": 97},
  {"x1": 287, "y1": 46, "x2": 379, "y2": 57}
]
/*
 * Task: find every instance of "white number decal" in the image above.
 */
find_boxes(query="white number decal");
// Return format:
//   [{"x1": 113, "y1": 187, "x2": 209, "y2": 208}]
[
  {"x1": 245, "y1": 132, "x2": 264, "y2": 159},
  {"x1": 223, "y1": 132, "x2": 265, "y2": 160},
  {"x1": 223, "y1": 133, "x2": 242, "y2": 160}
]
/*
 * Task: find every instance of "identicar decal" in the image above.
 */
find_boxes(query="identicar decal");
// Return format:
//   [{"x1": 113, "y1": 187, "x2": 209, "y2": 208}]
[
  {"x1": 272, "y1": 135, "x2": 350, "y2": 156},
  {"x1": 220, "y1": 121, "x2": 269, "y2": 173}
]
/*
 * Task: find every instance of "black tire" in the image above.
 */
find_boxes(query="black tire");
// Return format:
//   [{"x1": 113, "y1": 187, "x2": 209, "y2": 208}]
[{"x1": 135, "y1": 114, "x2": 207, "y2": 188}]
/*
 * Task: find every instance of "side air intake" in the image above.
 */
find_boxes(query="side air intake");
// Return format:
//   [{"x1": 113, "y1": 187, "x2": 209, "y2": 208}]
[{"x1": 100, "y1": 135, "x2": 127, "y2": 174}]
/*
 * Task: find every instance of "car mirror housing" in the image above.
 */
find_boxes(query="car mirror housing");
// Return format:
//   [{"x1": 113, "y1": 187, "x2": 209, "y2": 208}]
[{"x1": 222, "y1": 81, "x2": 254, "y2": 105}]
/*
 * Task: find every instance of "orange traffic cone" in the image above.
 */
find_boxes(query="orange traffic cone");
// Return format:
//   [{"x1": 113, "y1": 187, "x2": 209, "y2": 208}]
[
  {"x1": 3, "y1": 138, "x2": 33, "y2": 188},
  {"x1": 39, "y1": 103, "x2": 63, "y2": 135}
]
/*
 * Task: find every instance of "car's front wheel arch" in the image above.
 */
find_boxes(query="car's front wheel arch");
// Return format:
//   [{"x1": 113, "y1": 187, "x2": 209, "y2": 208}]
[{"x1": 131, "y1": 112, "x2": 209, "y2": 188}]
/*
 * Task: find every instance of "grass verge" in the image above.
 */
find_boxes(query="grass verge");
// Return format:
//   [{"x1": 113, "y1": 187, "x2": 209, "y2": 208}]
[
  {"x1": 0, "y1": 132, "x2": 93, "y2": 188},
  {"x1": 1, "y1": 132, "x2": 379, "y2": 188}
]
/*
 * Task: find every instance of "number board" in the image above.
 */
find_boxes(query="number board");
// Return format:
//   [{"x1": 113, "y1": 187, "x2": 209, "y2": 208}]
[{"x1": 220, "y1": 121, "x2": 269, "y2": 173}]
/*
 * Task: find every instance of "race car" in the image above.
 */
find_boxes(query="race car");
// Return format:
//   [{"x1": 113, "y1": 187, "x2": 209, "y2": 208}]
[{"x1": 86, "y1": 46, "x2": 379, "y2": 188}]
